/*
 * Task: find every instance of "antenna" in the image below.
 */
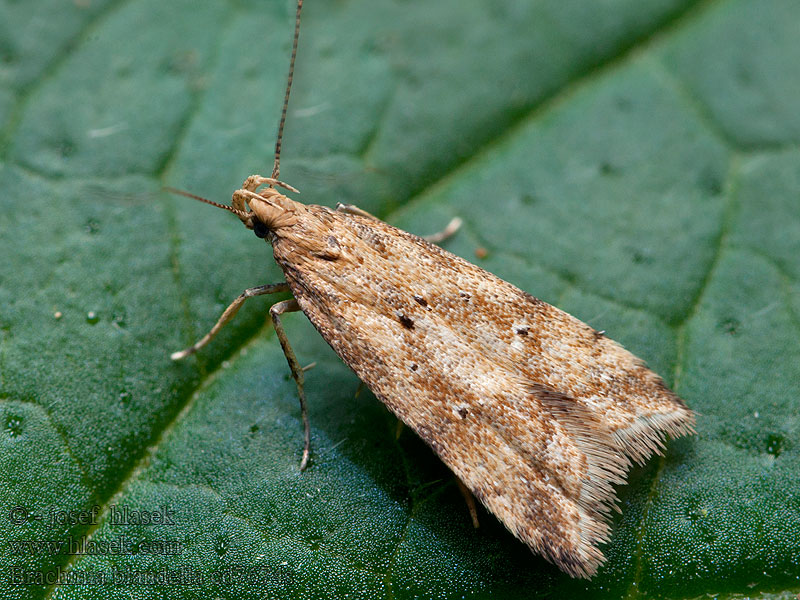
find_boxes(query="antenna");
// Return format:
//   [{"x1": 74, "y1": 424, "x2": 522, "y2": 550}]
[
  {"x1": 272, "y1": 0, "x2": 303, "y2": 181},
  {"x1": 163, "y1": 187, "x2": 249, "y2": 219}
]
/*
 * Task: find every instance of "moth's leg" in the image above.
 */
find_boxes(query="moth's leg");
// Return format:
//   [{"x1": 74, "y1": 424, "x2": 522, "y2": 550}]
[
  {"x1": 270, "y1": 298, "x2": 312, "y2": 471},
  {"x1": 456, "y1": 478, "x2": 481, "y2": 529},
  {"x1": 336, "y1": 203, "x2": 462, "y2": 243},
  {"x1": 423, "y1": 216, "x2": 462, "y2": 244},
  {"x1": 335, "y1": 202, "x2": 378, "y2": 220},
  {"x1": 171, "y1": 282, "x2": 290, "y2": 360}
]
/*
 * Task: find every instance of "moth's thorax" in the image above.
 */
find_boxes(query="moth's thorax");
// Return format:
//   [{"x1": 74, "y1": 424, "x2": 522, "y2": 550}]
[{"x1": 269, "y1": 203, "x2": 343, "y2": 262}]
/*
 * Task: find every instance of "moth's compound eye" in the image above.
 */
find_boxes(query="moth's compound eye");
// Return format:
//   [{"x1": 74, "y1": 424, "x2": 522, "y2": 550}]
[{"x1": 252, "y1": 218, "x2": 269, "y2": 238}]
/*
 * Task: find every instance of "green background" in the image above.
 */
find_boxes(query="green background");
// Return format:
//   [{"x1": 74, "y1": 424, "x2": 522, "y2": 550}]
[{"x1": 1, "y1": 0, "x2": 799, "y2": 597}]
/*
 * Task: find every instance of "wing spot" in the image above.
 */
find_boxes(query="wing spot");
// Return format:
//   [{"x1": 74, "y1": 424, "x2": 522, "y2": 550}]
[
  {"x1": 398, "y1": 313, "x2": 414, "y2": 329},
  {"x1": 413, "y1": 294, "x2": 431, "y2": 310},
  {"x1": 317, "y1": 235, "x2": 341, "y2": 261},
  {"x1": 515, "y1": 326, "x2": 529, "y2": 336}
]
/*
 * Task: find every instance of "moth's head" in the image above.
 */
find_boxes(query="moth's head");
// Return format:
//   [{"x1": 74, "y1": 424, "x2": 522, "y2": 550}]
[
  {"x1": 232, "y1": 187, "x2": 301, "y2": 239},
  {"x1": 165, "y1": 175, "x2": 301, "y2": 240}
]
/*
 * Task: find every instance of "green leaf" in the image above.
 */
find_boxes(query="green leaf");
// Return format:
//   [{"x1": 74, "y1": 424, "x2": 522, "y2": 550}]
[{"x1": 1, "y1": 0, "x2": 798, "y2": 598}]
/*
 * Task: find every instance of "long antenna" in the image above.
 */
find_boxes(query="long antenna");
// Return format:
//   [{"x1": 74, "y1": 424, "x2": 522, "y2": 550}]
[
  {"x1": 272, "y1": 0, "x2": 303, "y2": 180},
  {"x1": 164, "y1": 187, "x2": 248, "y2": 219}
]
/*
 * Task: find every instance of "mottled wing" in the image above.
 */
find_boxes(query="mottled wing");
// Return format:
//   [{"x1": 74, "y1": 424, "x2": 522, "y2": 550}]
[{"x1": 271, "y1": 204, "x2": 695, "y2": 578}]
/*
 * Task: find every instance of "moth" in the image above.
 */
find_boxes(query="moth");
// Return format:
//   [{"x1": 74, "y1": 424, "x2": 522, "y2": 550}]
[{"x1": 168, "y1": 0, "x2": 695, "y2": 579}]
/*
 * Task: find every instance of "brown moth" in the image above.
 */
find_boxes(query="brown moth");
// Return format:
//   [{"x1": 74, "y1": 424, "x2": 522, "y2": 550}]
[{"x1": 169, "y1": 0, "x2": 695, "y2": 579}]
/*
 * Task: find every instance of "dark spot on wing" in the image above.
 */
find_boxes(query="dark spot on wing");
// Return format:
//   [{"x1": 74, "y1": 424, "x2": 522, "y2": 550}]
[
  {"x1": 520, "y1": 291, "x2": 544, "y2": 306},
  {"x1": 398, "y1": 314, "x2": 414, "y2": 329},
  {"x1": 317, "y1": 235, "x2": 341, "y2": 261}
]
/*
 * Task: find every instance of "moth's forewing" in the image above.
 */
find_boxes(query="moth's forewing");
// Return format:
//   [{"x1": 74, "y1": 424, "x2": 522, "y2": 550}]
[{"x1": 268, "y1": 204, "x2": 694, "y2": 578}]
